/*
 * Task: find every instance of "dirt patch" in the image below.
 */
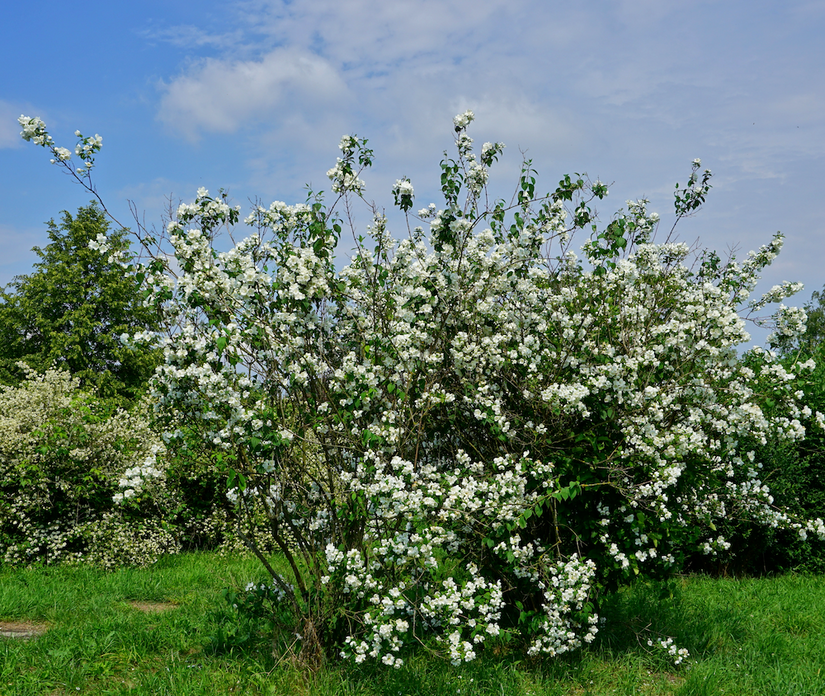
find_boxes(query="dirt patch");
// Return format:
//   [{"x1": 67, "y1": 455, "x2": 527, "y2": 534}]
[
  {"x1": 0, "y1": 620, "x2": 49, "y2": 639},
  {"x1": 127, "y1": 601, "x2": 178, "y2": 614}
]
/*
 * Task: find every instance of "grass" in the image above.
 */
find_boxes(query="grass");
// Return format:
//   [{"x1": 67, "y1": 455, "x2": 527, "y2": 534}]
[{"x1": 1, "y1": 553, "x2": 824, "y2": 695}]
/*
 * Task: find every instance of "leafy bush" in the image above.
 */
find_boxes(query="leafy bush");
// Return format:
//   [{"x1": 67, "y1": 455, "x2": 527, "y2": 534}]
[
  {"x1": 697, "y1": 341, "x2": 825, "y2": 575},
  {"x1": 0, "y1": 366, "x2": 178, "y2": 567},
  {"x1": 0, "y1": 365, "x2": 277, "y2": 566},
  {"x1": 20, "y1": 112, "x2": 825, "y2": 666},
  {"x1": 159, "y1": 427, "x2": 280, "y2": 555}
]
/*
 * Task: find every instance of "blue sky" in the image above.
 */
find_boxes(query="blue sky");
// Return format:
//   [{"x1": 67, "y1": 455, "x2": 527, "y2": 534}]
[{"x1": 2, "y1": 0, "x2": 824, "y2": 345}]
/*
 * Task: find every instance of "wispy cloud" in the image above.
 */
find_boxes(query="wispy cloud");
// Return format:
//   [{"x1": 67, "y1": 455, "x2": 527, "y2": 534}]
[
  {"x1": 157, "y1": 48, "x2": 348, "y2": 140},
  {"x1": 234, "y1": 0, "x2": 517, "y2": 70},
  {"x1": 139, "y1": 24, "x2": 245, "y2": 51},
  {"x1": 152, "y1": 0, "x2": 601, "y2": 165}
]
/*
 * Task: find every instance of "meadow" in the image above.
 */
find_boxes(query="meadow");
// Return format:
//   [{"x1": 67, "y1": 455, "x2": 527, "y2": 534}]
[{"x1": 2, "y1": 552, "x2": 824, "y2": 696}]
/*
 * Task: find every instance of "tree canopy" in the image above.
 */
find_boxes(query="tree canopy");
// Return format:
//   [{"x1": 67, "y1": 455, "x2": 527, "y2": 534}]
[{"x1": 0, "y1": 203, "x2": 160, "y2": 401}]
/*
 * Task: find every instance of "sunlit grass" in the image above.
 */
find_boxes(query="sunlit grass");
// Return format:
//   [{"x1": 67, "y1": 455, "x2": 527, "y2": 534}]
[{"x1": 1, "y1": 554, "x2": 824, "y2": 695}]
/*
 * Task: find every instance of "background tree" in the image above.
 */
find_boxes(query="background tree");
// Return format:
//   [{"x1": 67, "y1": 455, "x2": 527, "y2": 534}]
[
  {"x1": 0, "y1": 202, "x2": 160, "y2": 402},
  {"x1": 796, "y1": 285, "x2": 825, "y2": 356}
]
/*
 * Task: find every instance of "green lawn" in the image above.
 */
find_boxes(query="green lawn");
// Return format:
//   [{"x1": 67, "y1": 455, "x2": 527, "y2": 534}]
[{"x1": 1, "y1": 553, "x2": 824, "y2": 695}]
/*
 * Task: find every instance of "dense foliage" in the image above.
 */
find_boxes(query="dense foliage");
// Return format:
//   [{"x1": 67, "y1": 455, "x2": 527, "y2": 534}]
[
  {"x1": 0, "y1": 365, "x2": 275, "y2": 567},
  {"x1": 788, "y1": 283, "x2": 825, "y2": 357},
  {"x1": 704, "y1": 324, "x2": 825, "y2": 575},
  {"x1": 0, "y1": 203, "x2": 160, "y2": 402},
  {"x1": 18, "y1": 112, "x2": 825, "y2": 666},
  {"x1": 0, "y1": 366, "x2": 176, "y2": 567}
]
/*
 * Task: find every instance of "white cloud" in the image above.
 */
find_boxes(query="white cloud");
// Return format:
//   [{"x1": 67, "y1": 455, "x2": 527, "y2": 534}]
[
  {"x1": 158, "y1": 48, "x2": 348, "y2": 140},
  {"x1": 146, "y1": 0, "x2": 825, "y2": 278},
  {"x1": 236, "y1": 0, "x2": 517, "y2": 68}
]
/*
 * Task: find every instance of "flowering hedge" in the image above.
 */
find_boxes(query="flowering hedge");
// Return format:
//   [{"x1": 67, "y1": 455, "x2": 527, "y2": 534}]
[
  {"x1": 20, "y1": 112, "x2": 825, "y2": 665},
  {"x1": 0, "y1": 365, "x2": 275, "y2": 567},
  {"x1": 0, "y1": 366, "x2": 176, "y2": 567},
  {"x1": 693, "y1": 341, "x2": 825, "y2": 574}
]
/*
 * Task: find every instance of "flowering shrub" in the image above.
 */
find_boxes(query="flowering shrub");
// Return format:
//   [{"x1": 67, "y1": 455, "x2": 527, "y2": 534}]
[
  {"x1": 694, "y1": 340, "x2": 825, "y2": 574},
  {"x1": 20, "y1": 112, "x2": 825, "y2": 664},
  {"x1": 0, "y1": 366, "x2": 178, "y2": 567},
  {"x1": 0, "y1": 362, "x2": 277, "y2": 565}
]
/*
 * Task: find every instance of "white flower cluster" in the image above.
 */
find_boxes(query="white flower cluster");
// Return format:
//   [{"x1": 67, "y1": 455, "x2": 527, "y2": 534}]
[
  {"x1": 114, "y1": 444, "x2": 166, "y2": 503},
  {"x1": 767, "y1": 304, "x2": 807, "y2": 347},
  {"x1": 18, "y1": 116, "x2": 103, "y2": 175},
  {"x1": 87, "y1": 232, "x2": 110, "y2": 253},
  {"x1": 527, "y1": 556, "x2": 599, "y2": 656},
  {"x1": 0, "y1": 366, "x2": 172, "y2": 567},
  {"x1": 280, "y1": 246, "x2": 330, "y2": 301},
  {"x1": 466, "y1": 163, "x2": 489, "y2": 194},
  {"x1": 392, "y1": 179, "x2": 414, "y2": 197},
  {"x1": 337, "y1": 557, "x2": 504, "y2": 667},
  {"x1": 18, "y1": 115, "x2": 52, "y2": 146},
  {"x1": 73, "y1": 130, "x2": 102, "y2": 174},
  {"x1": 327, "y1": 159, "x2": 366, "y2": 194},
  {"x1": 244, "y1": 580, "x2": 292, "y2": 602},
  {"x1": 75, "y1": 131, "x2": 103, "y2": 158},
  {"x1": 53, "y1": 147, "x2": 72, "y2": 162},
  {"x1": 648, "y1": 636, "x2": 691, "y2": 666},
  {"x1": 480, "y1": 141, "x2": 505, "y2": 166},
  {"x1": 326, "y1": 137, "x2": 369, "y2": 195},
  {"x1": 453, "y1": 110, "x2": 475, "y2": 130},
  {"x1": 750, "y1": 281, "x2": 804, "y2": 311},
  {"x1": 392, "y1": 178, "x2": 415, "y2": 211}
]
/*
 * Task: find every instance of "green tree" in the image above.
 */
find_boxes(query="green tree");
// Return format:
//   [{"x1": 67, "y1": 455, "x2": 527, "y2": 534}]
[
  {"x1": 796, "y1": 285, "x2": 825, "y2": 355},
  {"x1": 0, "y1": 203, "x2": 160, "y2": 402}
]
